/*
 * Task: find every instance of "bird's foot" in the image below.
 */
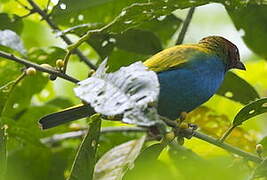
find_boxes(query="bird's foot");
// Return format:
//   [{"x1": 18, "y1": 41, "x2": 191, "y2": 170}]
[
  {"x1": 179, "y1": 112, "x2": 188, "y2": 122},
  {"x1": 176, "y1": 122, "x2": 198, "y2": 140}
]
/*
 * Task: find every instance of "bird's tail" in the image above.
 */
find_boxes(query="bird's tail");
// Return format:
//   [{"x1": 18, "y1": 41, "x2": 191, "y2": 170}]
[{"x1": 39, "y1": 104, "x2": 95, "y2": 129}]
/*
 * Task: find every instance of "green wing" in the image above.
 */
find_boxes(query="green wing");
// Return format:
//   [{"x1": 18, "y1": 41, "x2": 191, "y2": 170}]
[{"x1": 143, "y1": 44, "x2": 209, "y2": 72}]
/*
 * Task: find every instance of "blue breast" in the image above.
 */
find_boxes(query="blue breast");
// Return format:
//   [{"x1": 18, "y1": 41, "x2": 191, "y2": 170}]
[{"x1": 157, "y1": 56, "x2": 226, "y2": 119}]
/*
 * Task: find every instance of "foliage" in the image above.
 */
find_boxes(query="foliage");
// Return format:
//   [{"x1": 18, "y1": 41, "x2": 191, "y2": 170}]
[{"x1": 0, "y1": 0, "x2": 267, "y2": 180}]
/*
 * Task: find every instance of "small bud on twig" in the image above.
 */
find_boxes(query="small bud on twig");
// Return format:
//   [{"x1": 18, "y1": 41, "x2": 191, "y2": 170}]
[
  {"x1": 56, "y1": 59, "x2": 64, "y2": 68},
  {"x1": 180, "y1": 122, "x2": 189, "y2": 129},
  {"x1": 25, "y1": 67, "x2": 37, "y2": 75},
  {"x1": 164, "y1": 131, "x2": 175, "y2": 142},
  {"x1": 256, "y1": 144, "x2": 264, "y2": 158}
]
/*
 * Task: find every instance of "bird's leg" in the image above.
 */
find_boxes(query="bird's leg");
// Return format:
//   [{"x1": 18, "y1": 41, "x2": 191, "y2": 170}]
[
  {"x1": 179, "y1": 112, "x2": 188, "y2": 123},
  {"x1": 176, "y1": 112, "x2": 198, "y2": 140}
]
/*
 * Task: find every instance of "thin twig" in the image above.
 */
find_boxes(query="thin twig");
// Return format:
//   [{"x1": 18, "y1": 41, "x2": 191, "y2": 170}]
[
  {"x1": 40, "y1": 120, "x2": 262, "y2": 163},
  {"x1": 15, "y1": 0, "x2": 31, "y2": 10},
  {"x1": 41, "y1": 126, "x2": 147, "y2": 144},
  {"x1": 26, "y1": 0, "x2": 97, "y2": 70},
  {"x1": 161, "y1": 118, "x2": 262, "y2": 163},
  {"x1": 189, "y1": 129, "x2": 262, "y2": 163},
  {"x1": 176, "y1": 7, "x2": 195, "y2": 45},
  {"x1": 0, "y1": 51, "x2": 79, "y2": 83}
]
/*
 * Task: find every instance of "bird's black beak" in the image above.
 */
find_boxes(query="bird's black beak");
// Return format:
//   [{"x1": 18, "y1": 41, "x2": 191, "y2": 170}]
[{"x1": 235, "y1": 61, "x2": 246, "y2": 70}]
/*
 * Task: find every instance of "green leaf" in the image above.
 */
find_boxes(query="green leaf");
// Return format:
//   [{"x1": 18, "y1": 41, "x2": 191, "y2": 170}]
[
  {"x1": 138, "y1": 14, "x2": 182, "y2": 47},
  {"x1": 68, "y1": 115, "x2": 101, "y2": 180},
  {"x1": 2, "y1": 73, "x2": 48, "y2": 118},
  {"x1": 227, "y1": 4, "x2": 267, "y2": 58},
  {"x1": 0, "y1": 125, "x2": 7, "y2": 180},
  {"x1": 113, "y1": 29, "x2": 162, "y2": 55},
  {"x1": 45, "y1": 97, "x2": 74, "y2": 109},
  {"x1": 28, "y1": 46, "x2": 66, "y2": 65},
  {"x1": 233, "y1": 98, "x2": 267, "y2": 126},
  {"x1": 0, "y1": 13, "x2": 23, "y2": 35},
  {"x1": 107, "y1": 48, "x2": 148, "y2": 71},
  {"x1": 94, "y1": 136, "x2": 146, "y2": 180},
  {"x1": 253, "y1": 159, "x2": 267, "y2": 178},
  {"x1": 102, "y1": 0, "x2": 209, "y2": 34},
  {"x1": 216, "y1": 72, "x2": 259, "y2": 105},
  {"x1": 51, "y1": 0, "x2": 148, "y2": 27},
  {"x1": 0, "y1": 60, "x2": 21, "y2": 87},
  {"x1": 259, "y1": 136, "x2": 267, "y2": 157},
  {"x1": 0, "y1": 81, "x2": 16, "y2": 114},
  {"x1": 124, "y1": 143, "x2": 165, "y2": 179},
  {"x1": 87, "y1": 29, "x2": 162, "y2": 60}
]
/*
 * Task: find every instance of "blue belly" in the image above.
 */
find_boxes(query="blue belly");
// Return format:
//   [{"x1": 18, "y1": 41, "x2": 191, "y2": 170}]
[{"x1": 157, "y1": 57, "x2": 225, "y2": 119}]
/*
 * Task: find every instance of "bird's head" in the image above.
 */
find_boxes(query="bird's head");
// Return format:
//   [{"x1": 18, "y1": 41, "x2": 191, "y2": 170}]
[{"x1": 199, "y1": 36, "x2": 246, "y2": 71}]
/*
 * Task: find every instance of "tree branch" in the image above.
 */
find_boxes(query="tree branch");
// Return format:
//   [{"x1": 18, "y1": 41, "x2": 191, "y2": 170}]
[
  {"x1": 26, "y1": 0, "x2": 97, "y2": 70},
  {"x1": 162, "y1": 118, "x2": 262, "y2": 163},
  {"x1": 40, "y1": 121, "x2": 262, "y2": 163},
  {"x1": 0, "y1": 51, "x2": 79, "y2": 84},
  {"x1": 187, "y1": 129, "x2": 262, "y2": 163},
  {"x1": 176, "y1": 7, "x2": 195, "y2": 45},
  {"x1": 41, "y1": 126, "x2": 147, "y2": 144}
]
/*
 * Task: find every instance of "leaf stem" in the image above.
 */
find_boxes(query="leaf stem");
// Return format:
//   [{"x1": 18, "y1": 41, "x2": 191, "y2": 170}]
[
  {"x1": 26, "y1": 0, "x2": 97, "y2": 70},
  {"x1": 62, "y1": 30, "x2": 101, "y2": 71},
  {"x1": 0, "y1": 50, "x2": 79, "y2": 83},
  {"x1": 219, "y1": 125, "x2": 237, "y2": 143},
  {"x1": 176, "y1": 7, "x2": 195, "y2": 45}
]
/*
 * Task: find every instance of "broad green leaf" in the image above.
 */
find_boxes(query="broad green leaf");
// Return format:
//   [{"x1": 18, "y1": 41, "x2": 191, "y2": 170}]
[
  {"x1": 7, "y1": 124, "x2": 44, "y2": 147},
  {"x1": 45, "y1": 97, "x2": 74, "y2": 109},
  {"x1": 227, "y1": 4, "x2": 267, "y2": 59},
  {"x1": 0, "y1": 13, "x2": 23, "y2": 35},
  {"x1": 0, "y1": 29, "x2": 26, "y2": 55},
  {"x1": 0, "y1": 125, "x2": 7, "y2": 180},
  {"x1": 113, "y1": 29, "x2": 162, "y2": 54},
  {"x1": 253, "y1": 159, "x2": 267, "y2": 178},
  {"x1": 51, "y1": 0, "x2": 148, "y2": 26},
  {"x1": 0, "y1": 81, "x2": 16, "y2": 114},
  {"x1": 102, "y1": 0, "x2": 209, "y2": 34},
  {"x1": 0, "y1": 60, "x2": 21, "y2": 87},
  {"x1": 138, "y1": 14, "x2": 182, "y2": 47},
  {"x1": 233, "y1": 98, "x2": 267, "y2": 126},
  {"x1": 124, "y1": 143, "x2": 165, "y2": 179},
  {"x1": 259, "y1": 136, "x2": 267, "y2": 157},
  {"x1": 168, "y1": 142, "x2": 250, "y2": 180},
  {"x1": 28, "y1": 46, "x2": 66, "y2": 65},
  {"x1": 2, "y1": 73, "x2": 48, "y2": 118},
  {"x1": 6, "y1": 144, "x2": 52, "y2": 180},
  {"x1": 68, "y1": 115, "x2": 101, "y2": 180},
  {"x1": 87, "y1": 29, "x2": 162, "y2": 60},
  {"x1": 12, "y1": 105, "x2": 70, "y2": 140},
  {"x1": 97, "y1": 131, "x2": 144, "y2": 158},
  {"x1": 70, "y1": 15, "x2": 180, "y2": 60},
  {"x1": 188, "y1": 106, "x2": 257, "y2": 152},
  {"x1": 107, "y1": 48, "x2": 148, "y2": 71},
  {"x1": 216, "y1": 72, "x2": 259, "y2": 105},
  {"x1": 94, "y1": 136, "x2": 146, "y2": 180}
]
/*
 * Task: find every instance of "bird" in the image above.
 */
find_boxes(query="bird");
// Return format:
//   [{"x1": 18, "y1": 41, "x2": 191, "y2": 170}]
[{"x1": 39, "y1": 36, "x2": 246, "y2": 129}]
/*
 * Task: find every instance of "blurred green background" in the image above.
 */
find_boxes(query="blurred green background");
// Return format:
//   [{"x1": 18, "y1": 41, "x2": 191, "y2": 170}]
[{"x1": 0, "y1": 0, "x2": 267, "y2": 179}]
